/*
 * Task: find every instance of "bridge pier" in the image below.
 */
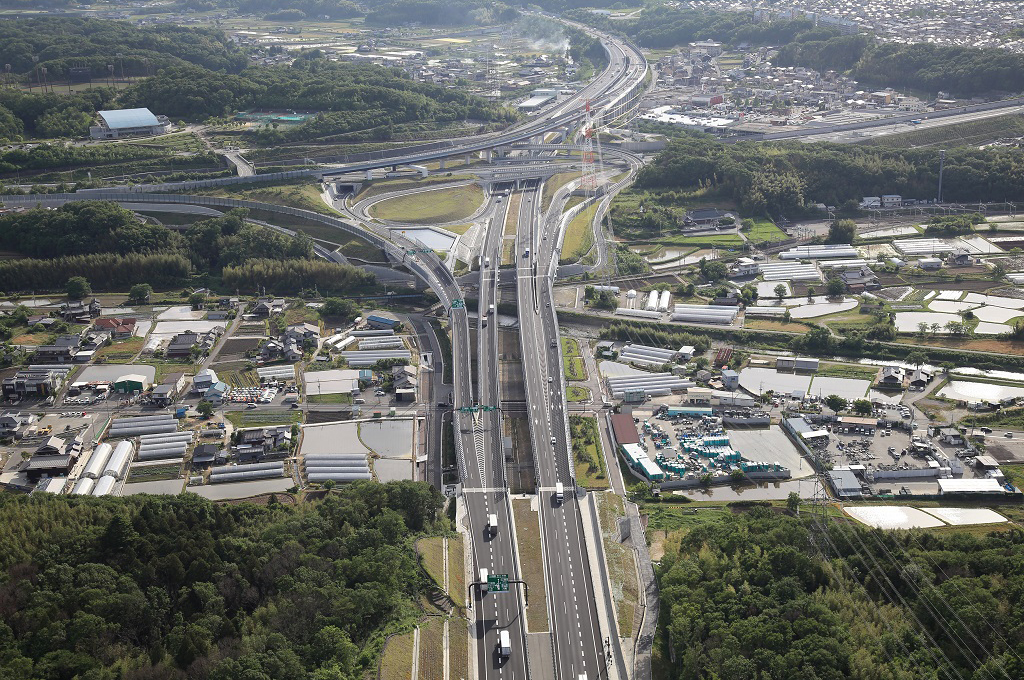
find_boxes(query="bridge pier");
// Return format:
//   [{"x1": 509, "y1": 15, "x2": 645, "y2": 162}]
[
  {"x1": 438, "y1": 158, "x2": 445, "y2": 170},
  {"x1": 365, "y1": 169, "x2": 373, "y2": 181}
]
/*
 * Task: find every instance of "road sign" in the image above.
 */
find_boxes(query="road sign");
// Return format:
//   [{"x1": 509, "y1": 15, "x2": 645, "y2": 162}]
[
  {"x1": 488, "y1": 574, "x2": 509, "y2": 593},
  {"x1": 451, "y1": 299, "x2": 465, "y2": 309}
]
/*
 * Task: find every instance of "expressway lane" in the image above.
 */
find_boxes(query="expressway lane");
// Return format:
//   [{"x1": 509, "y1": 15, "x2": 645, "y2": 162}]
[
  {"x1": 516, "y1": 182, "x2": 605, "y2": 680},
  {"x1": 465, "y1": 187, "x2": 532, "y2": 680}
]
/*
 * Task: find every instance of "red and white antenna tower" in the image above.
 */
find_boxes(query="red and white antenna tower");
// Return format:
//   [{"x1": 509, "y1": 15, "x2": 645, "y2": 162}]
[{"x1": 580, "y1": 100, "x2": 604, "y2": 197}]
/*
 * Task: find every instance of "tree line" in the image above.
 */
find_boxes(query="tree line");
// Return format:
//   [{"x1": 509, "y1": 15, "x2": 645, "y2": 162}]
[
  {"x1": 0, "y1": 482, "x2": 446, "y2": 679},
  {"x1": 0, "y1": 203, "x2": 374, "y2": 294}
]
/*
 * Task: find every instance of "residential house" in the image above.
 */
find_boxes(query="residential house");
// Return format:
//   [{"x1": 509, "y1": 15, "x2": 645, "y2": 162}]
[
  {"x1": 733, "y1": 257, "x2": 759, "y2": 277},
  {"x1": 909, "y1": 369, "x2": 932, "y2": 389},
  {"x1": 285, "y1": 322, "x2": 320, "y2": 342},
  {"x1": 26, "y1": 315, "x2": 56, "y2": 328},
  {"x1": 253, "y1": 298, "x2": 286, "y2": 317},
  {"x1": 94, "y1": 317, "x2": 137, "y2": 338},
  {"x1": 879, "y1": 366, "x2": 905, "y2": 389},
  {"x1": 283, "y1": 339, "x2": 302, "y2": 362},
  {"x1": 840, "y1": 266, "x2": 880, "y2": 291},
  {"x1": 60, "y1": 298, "x2": 102, "y2": 322},
  {"x1": 261, "y1": 338, "x2": 284, "y2": 361},
  {"x1": 205, "y1": 381, "x2": 229, "y2": 405},
  {"x1": 34, "y1": 335, "x2": 81, "y2": 363},
  {"x1": 207, "y1": 310, "x2": 230, "y2": 320},
  {"x1": 193, "y1": 368, "x2": 218, "y2": 392},
  {"x1": 392, "y1": 364, "x2": 417, "y2": 390},
  {"x1": 191, "y1": 443, "x2": 220, "y2": 467},
  {"x1": 151, "y1": 373, "x2": 186, "y2": 406},
  {"x1": 0, "y1": 411, "x2": 35, "y2": 434},
  {"x1": 684, "y1": 208, "x2": 729, "y2": 226},
  {"x1": 948, "y1": 249, "x2": 972, "y2": 266},
  {"x1": 166, "y1": 331, "x2": 199, "y2": 358}
]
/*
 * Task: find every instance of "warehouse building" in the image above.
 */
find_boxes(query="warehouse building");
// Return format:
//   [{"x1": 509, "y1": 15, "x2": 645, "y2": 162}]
[{"x1": 90, "y1": 108, "x2": 171, "y2": 139}]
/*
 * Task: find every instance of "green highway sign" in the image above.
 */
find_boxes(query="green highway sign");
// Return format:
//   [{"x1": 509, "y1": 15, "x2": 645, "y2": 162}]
[
  {"x1": 451, "y1": 299, "x2": 465, "y2": 309},
  {"x1": 488, "y1": 574, "x2": 509, "y2": 593}
]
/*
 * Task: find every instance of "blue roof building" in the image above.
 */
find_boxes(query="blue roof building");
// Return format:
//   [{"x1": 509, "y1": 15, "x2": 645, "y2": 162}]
[
  {"x1": 366, "y1": 314, "x2": 399, "y2": 329},
  {"x1": 90, "y1": 108, "x2": 169, "y2": 139}
]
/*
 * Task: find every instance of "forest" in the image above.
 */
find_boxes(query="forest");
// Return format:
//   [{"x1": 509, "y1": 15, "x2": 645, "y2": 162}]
[
  {"x1": 0, "y1": 482, "x2": 446, "y2": 679},
  {"x1": 119, "y1": 58, "x2": 515, "y2": 131},
  {"x1": 0, "y1": 203, "x2": 375, "y2": 294},
  {"x1": 628, "y1": 133, "x2": 1024, "y2": 217},
  {"x1": 0, "y1": 17, "x2": 248, "y2": 79},
  {"x1": 658, "y1": 507, "x2": 1024, "y2": 680}
]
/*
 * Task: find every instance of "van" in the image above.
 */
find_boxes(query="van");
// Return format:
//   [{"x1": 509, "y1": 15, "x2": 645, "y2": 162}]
[
  {"x1": 484, "y1": 256, "x2": 490, "y2": 268},
  {"x1": 554, "y1": 482, "x2": 564, "y2": 504},
  {"x1": 489, "y1": 304, "x2": 495, "y2": 314},
  {"x1": 354, "y1": 398, "x2": 365, "y2": 404},
  {"x1": 498, "y1": 630, "x2": 511, "y2": 659},
  {"x1": 523, "y1": 248, "x2": 530, "y2": 258},
  {"x1": 487, "y1": 513, "x2": 498, "y2": 536},
  {"x1": 550, "y1": 338, "x2": 557, "y2": 348},
  {"x1": 480, "y1": 568, "x2": 489, "y2": 593},
  {"x1": 550, "y1": 436, "x2": 556, "y2": 445}
]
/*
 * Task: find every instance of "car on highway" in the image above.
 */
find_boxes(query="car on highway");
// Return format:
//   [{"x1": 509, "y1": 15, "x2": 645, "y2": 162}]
[
  {"x1": 1006, "y1": 432, "x2": 1014, "y2": 439},
  {"x1": 246, "y1": 403, "x2": 257, "y2": 409}
]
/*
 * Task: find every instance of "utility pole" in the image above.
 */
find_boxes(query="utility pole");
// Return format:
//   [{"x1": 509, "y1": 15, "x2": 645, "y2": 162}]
[{"x1": 937, "y1": 149, "x2": 946, "y2": 203}]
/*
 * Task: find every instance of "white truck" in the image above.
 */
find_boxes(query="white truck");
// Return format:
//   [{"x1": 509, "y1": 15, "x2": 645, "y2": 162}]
[
  {"x1": 487, "y1": 513, "x2": 498, "y2": 536},
  {"x1": 554, "y1": 482, "x2": 564, "y2": 504},
  {"x1": 484, "y1": 256, "x2": 490, "y2": 268},
  {"x1": 480, "y1": 568, "x2": 489, "y2": 594},
  {"x1": 498, "y1": 630, "x2": 511, "y2": 659}
]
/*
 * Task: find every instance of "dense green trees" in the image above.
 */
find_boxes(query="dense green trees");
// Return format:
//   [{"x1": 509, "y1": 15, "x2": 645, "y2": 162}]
[
  {"x1": 222, "y1": 258, "x2": 375, "y2": 295},
  {"x1": 659, "y1": 508, "x2": 1024, "y2": 680},
  {"x1": 0, "y1": 203, "x2": 372, "y2": 294},
  {"x1": 633, "y1": 134, "x2": 1024, "y2": 215},
  {"x1": 0, "y1": 201, "x2": 175, "y2": 257},
  {"x1": 0, "y1": 482, "x2": 446, "y2": 679},
  {"x1": 120, "y1": 60, "x2": 514, "y2": 130},
  {"x1": 0, "y1": 17, "x2": 248, "y2": 79}
]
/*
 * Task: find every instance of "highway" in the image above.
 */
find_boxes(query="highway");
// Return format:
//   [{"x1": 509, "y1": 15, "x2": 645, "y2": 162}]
[
  {"x1": 26, "y1": 16, "x2": 652, "y2": 679},
  {"x1": 516, "y1": 182, "x2": 606, "y2": 680},
  {"x1": 464, "y1": 186, "x2": 533, "y2": 680}
]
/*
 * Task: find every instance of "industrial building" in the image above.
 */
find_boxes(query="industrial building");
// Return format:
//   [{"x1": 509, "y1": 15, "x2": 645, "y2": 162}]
[
  {"x1": 89, "y1": 108, "x2": 170, "y2": 139},
  {"x1": 779, "y1": 244, "x2": 858, "y2": 260}
]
